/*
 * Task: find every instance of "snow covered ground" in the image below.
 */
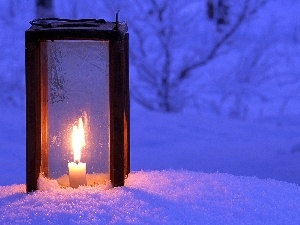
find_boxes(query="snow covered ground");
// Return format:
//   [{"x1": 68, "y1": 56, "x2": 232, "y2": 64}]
[
  {"x1": 1, "y1": 171, "x2": 300, "y2": 224},
  {"x1": 131, "y1": 104, "x2": 300, "y2": 185}
]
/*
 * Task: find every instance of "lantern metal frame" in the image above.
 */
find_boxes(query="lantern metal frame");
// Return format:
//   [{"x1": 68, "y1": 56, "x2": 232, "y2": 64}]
[{"x1": 25, "y1": 18, "x2": 130, "y2": 192}]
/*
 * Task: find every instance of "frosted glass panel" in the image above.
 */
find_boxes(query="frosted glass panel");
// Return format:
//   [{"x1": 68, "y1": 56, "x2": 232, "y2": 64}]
[{"x1": 41, "y1": 40, "x2": 110, "y2": 185}]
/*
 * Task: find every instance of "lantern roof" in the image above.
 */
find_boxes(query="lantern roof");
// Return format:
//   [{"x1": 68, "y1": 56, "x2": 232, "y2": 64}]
[{"x1": 26, "y1": 18, "x2": 128, "y2": 42}]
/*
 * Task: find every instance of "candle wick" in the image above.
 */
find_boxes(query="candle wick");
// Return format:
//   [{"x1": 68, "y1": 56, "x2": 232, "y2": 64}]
[{"x1": 75, "y1": 160, "x2": 79, "y2": 164}]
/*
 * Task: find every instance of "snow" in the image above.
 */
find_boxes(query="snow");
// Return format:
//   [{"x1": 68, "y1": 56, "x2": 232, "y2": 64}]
[
  {"x1": 1, "y1": 171, "x2": 300, "y2": 224},
  {"x1": 0, "y1": 0, "x2": 300, "y2": 224},
  {"x1": 37, "y1": 174, "x2": 60, "y2": 191},
  {"x1": 131, "y1": 104, "x2": 300, "y2": 185}
]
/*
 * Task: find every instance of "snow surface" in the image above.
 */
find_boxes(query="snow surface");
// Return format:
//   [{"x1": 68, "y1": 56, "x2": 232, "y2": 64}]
[{"x1": 1, "y1": 170, "x2": 300, "y2": 225}]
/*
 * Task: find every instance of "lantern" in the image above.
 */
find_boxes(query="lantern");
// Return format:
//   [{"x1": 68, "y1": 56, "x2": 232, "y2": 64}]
[{"x1": 25, "y1": 18, "x2": 129, "y2": 192}]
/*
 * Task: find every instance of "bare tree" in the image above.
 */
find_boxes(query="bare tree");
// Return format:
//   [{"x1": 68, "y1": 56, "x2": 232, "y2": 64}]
[
  {"x1": 36, "y1": 0, "x2": 54, "y2": 18},
  {"x1": 216, "y1": 0, "x2": 230, "y2": 32},
  {"x1": 96, "y1": 0, "x2": 269, "y2": 112},
  {"x1": 9, "y1": 0, "x2": 16, "y2": 19},
  {"x1": 213, "y1": 42, "x2": 273, "y2": 119},
  {"x1": 128, "y1": 0, "x2": 197, "y2": 111},
  {"x1": 206, "y1": 0, "x2": 230, "y2": 30},
  {"x1": 125, "y1": 0, "x2": 268, "y2": 111},
  {"x1": 0, "y1": 0, "x2": 16, "y2": 22},
  {"x1": 207, "y1": 0, "x2": 215, "y2": 20}
]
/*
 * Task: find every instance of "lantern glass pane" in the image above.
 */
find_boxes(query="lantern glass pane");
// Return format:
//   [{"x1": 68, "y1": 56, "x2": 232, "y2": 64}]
[{"x1": 40, "y1": 40, "x2": 110, "y2": 186}]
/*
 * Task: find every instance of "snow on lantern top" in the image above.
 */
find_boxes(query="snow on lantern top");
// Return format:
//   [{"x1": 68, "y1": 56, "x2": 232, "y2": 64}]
[{"x1": 25, "y1": 17, "x2": 130, "y2": 193}]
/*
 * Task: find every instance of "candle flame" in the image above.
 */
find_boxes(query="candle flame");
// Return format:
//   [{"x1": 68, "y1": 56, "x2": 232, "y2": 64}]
[{"x1": 72, "y1": 117, "x2": 85, "y2": 163}]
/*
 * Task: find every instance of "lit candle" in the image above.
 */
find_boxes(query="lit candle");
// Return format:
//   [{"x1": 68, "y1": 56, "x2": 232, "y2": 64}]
[{"x1": 68, "y1": 117, "x2": 87, "y2": 188}]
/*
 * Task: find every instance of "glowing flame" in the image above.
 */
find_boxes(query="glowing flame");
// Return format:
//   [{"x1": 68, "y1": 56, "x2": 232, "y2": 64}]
[{"x1": 72, "y1": 117, "x2": 85, "y2": 163}]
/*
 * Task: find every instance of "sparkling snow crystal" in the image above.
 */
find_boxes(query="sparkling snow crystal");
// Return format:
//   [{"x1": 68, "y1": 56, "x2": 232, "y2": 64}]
[{"x1": 1, "y1": 171, "x2": 300, "y2": 224}]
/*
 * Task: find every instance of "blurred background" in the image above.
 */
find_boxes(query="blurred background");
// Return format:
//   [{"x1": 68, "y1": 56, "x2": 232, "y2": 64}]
[{"x1": 1, "y1": 0, "x2": 300, "y2": 117}]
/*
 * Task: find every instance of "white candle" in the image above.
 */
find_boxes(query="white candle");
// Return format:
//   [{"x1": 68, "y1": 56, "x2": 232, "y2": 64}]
[
  {"x1": 69, "y1": 117, "x2": 87, "y2": 188},
  {"x1": 68, "y1": 162, "x2": 87, "y2": 188}
]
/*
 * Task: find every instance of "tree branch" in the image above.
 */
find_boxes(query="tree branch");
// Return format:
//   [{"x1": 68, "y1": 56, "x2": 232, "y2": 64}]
[{"x1": 178, "y1": 0, "x2": 251, "y2": 81}]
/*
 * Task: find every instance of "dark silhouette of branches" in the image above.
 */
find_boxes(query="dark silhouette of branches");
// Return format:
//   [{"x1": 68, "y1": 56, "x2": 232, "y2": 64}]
[
  {"x1": 178, "y1": 0, "x2": 250, "y2": 81},
  {"x1": 104, "y1": 0, "x2": 269, "y2": 112}
]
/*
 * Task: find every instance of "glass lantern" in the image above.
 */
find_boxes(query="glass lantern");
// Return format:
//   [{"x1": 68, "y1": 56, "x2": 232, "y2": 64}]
[{"x1": 25, "y1": 18, "x2": 129, "y2": 192}]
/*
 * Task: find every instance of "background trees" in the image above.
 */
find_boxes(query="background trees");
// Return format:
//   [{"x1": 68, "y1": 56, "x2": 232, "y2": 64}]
[{"x1": 0, "y1": 0, "x2": 299, "y2": 120}]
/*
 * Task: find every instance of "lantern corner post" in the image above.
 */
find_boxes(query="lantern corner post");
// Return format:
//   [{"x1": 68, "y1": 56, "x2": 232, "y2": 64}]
[
  {"x1": 124, "y1": 33, "x2": 130, "y2": 177},
  {"x1": 25, "y1": 30, "x2": 49, "y2": 193},
  {"x1": 109, "y1": 32, "x2": 130, "y2": 187},
  {"x1": 25, "y1": 35, "x2": 41, "y2": 192}
]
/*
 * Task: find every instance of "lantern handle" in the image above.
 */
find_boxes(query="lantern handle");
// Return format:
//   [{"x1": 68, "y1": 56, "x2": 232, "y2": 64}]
[{"x1": 114, "y1": 10, "x2": 120, "y2": 31}]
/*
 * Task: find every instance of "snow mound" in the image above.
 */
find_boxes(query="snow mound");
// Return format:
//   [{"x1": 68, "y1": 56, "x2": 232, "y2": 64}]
[{"x1": 0, "y1": 170, "x2": 299, "y2": 224}]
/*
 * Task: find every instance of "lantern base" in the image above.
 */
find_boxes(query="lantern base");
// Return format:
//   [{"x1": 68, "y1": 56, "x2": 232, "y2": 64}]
[{"x1": 56, "y1": 173, "x2": 110, "y2": 188}]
